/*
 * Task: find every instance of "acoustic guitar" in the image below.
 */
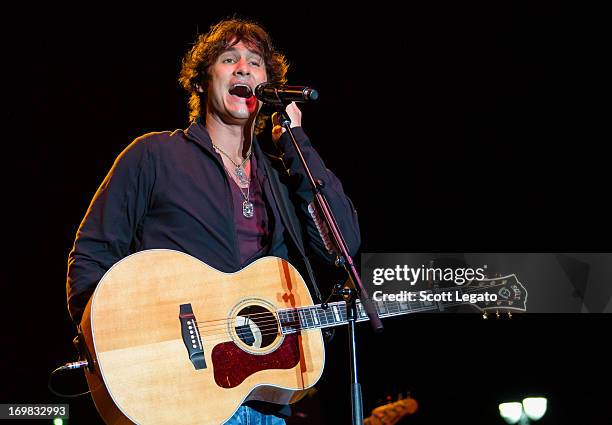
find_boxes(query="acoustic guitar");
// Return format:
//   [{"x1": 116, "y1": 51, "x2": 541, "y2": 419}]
[{"x1": 79, "y1": 249, "x2": 526, "y2": 424}]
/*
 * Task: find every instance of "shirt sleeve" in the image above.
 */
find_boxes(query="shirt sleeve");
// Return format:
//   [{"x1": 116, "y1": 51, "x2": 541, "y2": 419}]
[
  {"x1": 275, "y1": 127, "x2": 361, "y2": 264},
  {"x1": 66, "y1": 137, "x2": 154, "y2": 324}
]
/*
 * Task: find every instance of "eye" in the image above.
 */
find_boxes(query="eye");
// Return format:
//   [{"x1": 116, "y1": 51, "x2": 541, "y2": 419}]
[{"x1": 222, "y1": 57, "x2": 235, "y2": 64}]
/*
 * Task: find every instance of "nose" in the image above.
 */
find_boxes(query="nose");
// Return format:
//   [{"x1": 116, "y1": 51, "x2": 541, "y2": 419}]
[{"x1": 234, "y1": 57, "x2": 250, "y2": 77}]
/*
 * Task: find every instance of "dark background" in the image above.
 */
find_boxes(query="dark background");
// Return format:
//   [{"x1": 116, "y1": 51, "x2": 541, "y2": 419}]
[{"x1": 5, "y1": 2, "x2": 610, "y2": 424}]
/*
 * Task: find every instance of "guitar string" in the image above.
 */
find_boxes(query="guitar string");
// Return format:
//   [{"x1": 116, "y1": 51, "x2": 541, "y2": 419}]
[
  {"x1": 188, "y1": 288, "x2": 515, "y2": 341},
  {"x1": 191, "y1": 281, "x2": 510, "y2": 327},
  {"x1": 199, "y1": 301, "x2": 441, "y2": 336},
  {"x1": 197, "y1": 302, "x2": 513, "y2": 342},
  {"x1": 188, "y1": 307, "x2": 344, "y2": 335},
  {"x1": 87, "y1": 284, "x2": 515, "y2": 343},
  {"x1": 191, "y1": 282, "x2": 511, "y2": 332},
  {"x1": 188, "y1": 300, "x2": 484, "y2": 342},
  {"x1": 188, "y1": 299, "x2": 514, "y2": 342},
  {"x1": 188, "y1": 284, "x2": 515, "y2": 341}
]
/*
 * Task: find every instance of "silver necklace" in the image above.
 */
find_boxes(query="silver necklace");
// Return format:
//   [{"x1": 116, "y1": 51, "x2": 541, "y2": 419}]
[
  {"x1": 238, "y1": 184, "x2": 254, "y2": 218},
  {"x1": 219, "y1": 162, "x2": 254, "y2": 219},
  {"x1": 212, "y1": 143, "x2": 252, "y2": 186}
]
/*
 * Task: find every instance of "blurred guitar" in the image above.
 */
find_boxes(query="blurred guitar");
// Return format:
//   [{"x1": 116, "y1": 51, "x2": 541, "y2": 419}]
[{"x1": 364, "y1": 395, "x2": 418, "y2": 425}]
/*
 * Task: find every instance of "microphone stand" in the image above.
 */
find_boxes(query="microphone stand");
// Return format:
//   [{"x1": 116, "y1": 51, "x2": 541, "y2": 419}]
[{"x1": 273, "y1": 102, "x2": 383, "y2": 425}]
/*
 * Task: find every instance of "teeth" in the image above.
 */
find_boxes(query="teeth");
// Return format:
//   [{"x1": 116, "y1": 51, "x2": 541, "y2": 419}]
[{"x1": 229, "y1": 84, "x2": 252, "y2": 98}]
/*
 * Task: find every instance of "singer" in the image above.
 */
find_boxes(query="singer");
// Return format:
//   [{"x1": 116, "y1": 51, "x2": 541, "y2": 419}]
[{"x1": 65, "y1": 17, "x2": 360, "y2": 424}]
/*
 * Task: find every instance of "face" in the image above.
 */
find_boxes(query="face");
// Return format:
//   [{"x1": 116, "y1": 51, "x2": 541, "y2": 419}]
[{"x1": 205, "y1": 40, "x2": 268, "y2": 125}]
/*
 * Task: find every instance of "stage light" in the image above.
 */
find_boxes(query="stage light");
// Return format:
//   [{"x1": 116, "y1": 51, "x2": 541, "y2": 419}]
[
  {"x1": 522, "y1": 397, "x2": 547, "y2": 421},
  {"x1": 53, "y1": 418, "x2": 63, "y2": 425},
  {"x1": 498, "y1": 402, "x2": 523, "y2": 424},
  {"x1": 499, "y1": 397, "x2": 548, "y2": 424}
]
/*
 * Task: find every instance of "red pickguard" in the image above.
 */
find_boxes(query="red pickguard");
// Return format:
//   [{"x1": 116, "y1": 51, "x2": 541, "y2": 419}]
[{"x1": 211, "y1": 334, "x2": 300, "y2": 388}]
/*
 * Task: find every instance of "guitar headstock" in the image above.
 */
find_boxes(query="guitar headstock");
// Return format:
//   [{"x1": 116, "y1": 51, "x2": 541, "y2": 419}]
[{"x1": 465, "y1": 274, "x2": 528, "y2": 317}]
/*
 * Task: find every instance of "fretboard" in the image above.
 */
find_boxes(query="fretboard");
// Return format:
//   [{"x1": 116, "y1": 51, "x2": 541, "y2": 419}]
[{"x1": 277, "y1": 288, "x2": 472, "y2": 334}]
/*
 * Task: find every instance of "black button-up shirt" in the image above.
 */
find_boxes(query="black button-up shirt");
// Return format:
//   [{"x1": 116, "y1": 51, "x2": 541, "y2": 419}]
[{"x1": 66, "y1": 122, "x2": 360, "y2": 324}]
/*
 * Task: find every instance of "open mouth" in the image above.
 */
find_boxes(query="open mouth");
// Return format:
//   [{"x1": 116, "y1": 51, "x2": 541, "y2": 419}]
[{"x1": 228, "y1": 83, "x2": 253, "y2": 98}]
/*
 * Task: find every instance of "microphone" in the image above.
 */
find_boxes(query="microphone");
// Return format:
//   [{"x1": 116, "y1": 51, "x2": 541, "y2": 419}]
[{"x1": 254, "y1": 83, "x2": 319, "y2": 104}]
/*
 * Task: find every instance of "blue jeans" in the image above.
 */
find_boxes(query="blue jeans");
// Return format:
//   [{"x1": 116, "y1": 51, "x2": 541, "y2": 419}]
[{"x1": 224, "y1": 405, "x2": 287, "y2": 425}]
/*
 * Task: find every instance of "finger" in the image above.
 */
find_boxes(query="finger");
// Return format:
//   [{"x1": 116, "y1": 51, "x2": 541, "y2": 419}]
[
  {"x1": 271, "y1": 124, "x2": 284, "y2": 142},
  {"x1": 283, "y1": 102, "x2": 295, "y2": 114},
  {"x1": 286, "y1": 102, "x2": 302, "y2": 120}
]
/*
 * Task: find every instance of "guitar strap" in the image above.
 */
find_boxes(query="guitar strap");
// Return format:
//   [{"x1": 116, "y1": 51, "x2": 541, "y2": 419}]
[{"x1": 255, "y1": 139, "x2": 324, "y2": 303}]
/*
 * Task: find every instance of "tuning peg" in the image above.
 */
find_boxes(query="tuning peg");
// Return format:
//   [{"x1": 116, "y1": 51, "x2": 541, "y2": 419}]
[
  {"x1": 508, "y1": 311, "x2": 513, "y2": 319},
  {"x1": 482, "y1": 311, "x2": 488, "y2": 320},
  {"x1": 496, "y1": 310, "x2": 500, "y2": 319}
]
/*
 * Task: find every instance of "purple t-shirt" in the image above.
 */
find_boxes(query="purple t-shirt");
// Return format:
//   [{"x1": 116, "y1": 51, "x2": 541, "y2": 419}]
[{"x1": 226, "y1": 153, "x2": 271, "y2": 266}]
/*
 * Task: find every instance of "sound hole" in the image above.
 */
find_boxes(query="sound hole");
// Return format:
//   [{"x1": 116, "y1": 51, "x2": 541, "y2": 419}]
[{"x1": 235, "y1": 305, "x2": 279, "y2": 349}]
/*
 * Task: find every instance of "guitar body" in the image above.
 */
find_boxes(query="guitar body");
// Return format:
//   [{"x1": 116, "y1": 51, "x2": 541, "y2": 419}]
[{"x1": 80, "y1": 249, "x2": 324, "y2": 424}]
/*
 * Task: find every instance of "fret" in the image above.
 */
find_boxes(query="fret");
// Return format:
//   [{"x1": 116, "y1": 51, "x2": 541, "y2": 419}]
[
  {"x1": 377, "y1": 300, "x2": 387, "y2": 315},
  {"x1": 325, "y1": 306, "x2": 332, "y2": 323},
  {"x1": 306, "y1": 308, "x2": 315, "y2": 328},
  {"x1": 279, "y1": 310, "x2": 287, "y2": 332},
  {"x1": 388, "y1": 301, "x2": 400, "y2": 314},
  {"x1": 410, "y1": 292, "x2": 429, "y2": 309},
  {"x1": 288, "y1": 309, "x2": 297, "y2": 326},
  {"x1": 304, "y1": 309, "x2": 310, "y2": 328},
  {"x1": 317, "y1": 307, "x2": 328, "y2": 326},
  {"x1": 291, "y1": 309, "x2": 300, "y2": 329},
  {"x1": 310, "y1": 307, "x2": 319, "y2": 326},
  {"x1": 299, "y1": 308, "x2": 306, "y2": 327},
  {"x1": 340, "y1": 303, "x2": 348, "y2": 322},
  {"x1": 321, "y1": 308, "x2": 329, "y2": 325},
  {"x1": 332, "y1": 304, "x2": 341, "y2": 322},
  {"x1": 279, "y1": 309, "x2": 296, "y2": 334},
  {"x1": 357, "y1": 301, "x2": 367, "y2": 319},
  {"x1": 421, "y1": 297, "x2": 434, "y2": 307}
]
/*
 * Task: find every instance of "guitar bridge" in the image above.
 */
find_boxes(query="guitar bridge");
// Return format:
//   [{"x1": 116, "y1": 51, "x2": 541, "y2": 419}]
[{"x1": 179, "y1": 304, "x2": 206, "y2": 370}]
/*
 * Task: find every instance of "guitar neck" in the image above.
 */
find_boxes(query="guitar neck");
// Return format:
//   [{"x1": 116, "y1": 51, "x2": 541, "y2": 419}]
[{"x1": 278, "y1": 288, "x2": 471, "y2": 334}]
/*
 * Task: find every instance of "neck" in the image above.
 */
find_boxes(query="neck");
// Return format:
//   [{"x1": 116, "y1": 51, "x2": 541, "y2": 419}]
[{"x1": 204, "y1": 112, "x2": 256, "y2": 158}]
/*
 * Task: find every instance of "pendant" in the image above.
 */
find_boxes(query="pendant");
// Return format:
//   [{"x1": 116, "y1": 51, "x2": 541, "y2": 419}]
[
  {"x1": 235, "y1": 166, "x2": 249, "y2": 186},
  {"x1": 242, "y1": 200, "x2": 254, "y2": 218}
]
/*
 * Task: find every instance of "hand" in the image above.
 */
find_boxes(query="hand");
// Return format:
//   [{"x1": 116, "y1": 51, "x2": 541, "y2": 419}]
[{"x1": 271, "y1": 102, "x2": 302, "y2": 142}]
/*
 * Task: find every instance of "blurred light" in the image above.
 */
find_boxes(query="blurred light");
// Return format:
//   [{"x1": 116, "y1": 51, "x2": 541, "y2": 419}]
[
  {"x1": 499, "y1": 402, "x2": 523, "y2": 424},
  {"x1": 53, "y1": 418, "x2": 63, "y2": 425},
  {"x1": 522, "y1": 397, "x2": 547, "y2": 420}
]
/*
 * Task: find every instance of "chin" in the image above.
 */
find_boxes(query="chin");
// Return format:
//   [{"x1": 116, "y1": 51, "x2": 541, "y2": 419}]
[{"x1": 229, "y1": 110, "x2": 250, "y2": 121}]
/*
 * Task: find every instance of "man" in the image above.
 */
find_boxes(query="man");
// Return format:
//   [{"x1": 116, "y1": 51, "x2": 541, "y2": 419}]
[{"x1": 66, "y1": 18, "x2": 360, "y2": 424}]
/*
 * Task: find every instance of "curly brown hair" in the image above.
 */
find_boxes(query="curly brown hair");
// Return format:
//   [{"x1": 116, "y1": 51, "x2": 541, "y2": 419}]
[{"x1": 179, "y1": 18, "x2": 289, "y2": 134}]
